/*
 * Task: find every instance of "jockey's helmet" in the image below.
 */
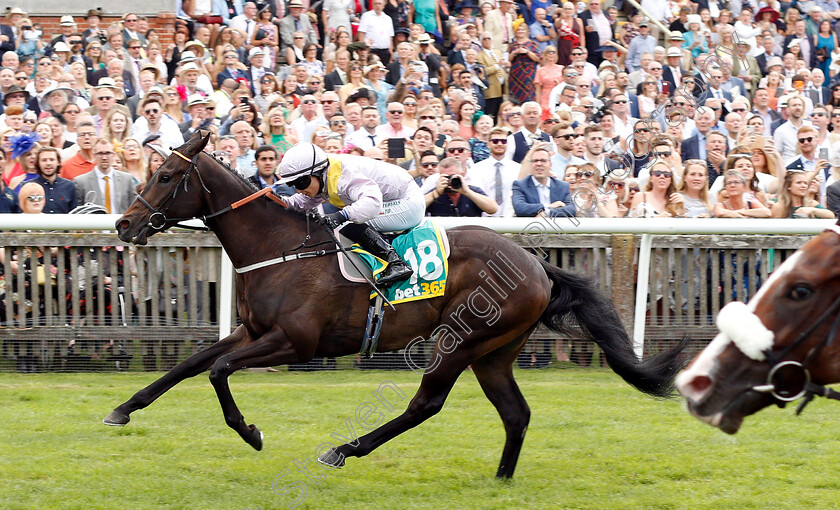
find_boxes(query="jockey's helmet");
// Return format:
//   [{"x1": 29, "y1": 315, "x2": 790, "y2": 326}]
[{"x1": 277, "y1": 142, "x2": 329, "y2": 187}]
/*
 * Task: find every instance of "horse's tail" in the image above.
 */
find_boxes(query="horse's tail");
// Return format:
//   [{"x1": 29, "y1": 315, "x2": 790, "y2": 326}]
[{"x1": 537, "y1": 258, "x2": 687, "y2": 398}]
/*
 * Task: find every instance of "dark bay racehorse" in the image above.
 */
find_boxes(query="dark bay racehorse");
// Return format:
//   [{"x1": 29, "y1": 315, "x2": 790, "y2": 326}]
[
  {"x1": 677, "y1": 223, "x2": 840, "y2": 433},
  {"x1": 108, "y1": 132, "x2": 685, "y2": 478}
]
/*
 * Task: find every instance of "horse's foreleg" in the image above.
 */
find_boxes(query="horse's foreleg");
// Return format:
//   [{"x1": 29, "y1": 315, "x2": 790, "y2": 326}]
[
  {"x1": 319, "y1": 347, "x2": 471, "y2": 469},
  {"x1": 103, "y1": 326, "x2": 250, "y2": 426},
  {"x1": 208, "y1": 332, "x2": 298, "y2": 451},
  {"x1": 470, "y1": 338, "x2": 532, "y2": 479}
]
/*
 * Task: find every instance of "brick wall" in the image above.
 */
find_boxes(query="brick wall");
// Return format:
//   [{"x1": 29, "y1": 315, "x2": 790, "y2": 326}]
[{"x1": 29, "y1": 12, "x2": 176, "y2": 47}]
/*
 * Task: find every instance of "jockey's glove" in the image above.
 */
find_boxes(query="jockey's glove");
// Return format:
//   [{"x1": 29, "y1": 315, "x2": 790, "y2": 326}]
[{"x1": 320, "y1": 210, "x2": 349, "y2": 230}]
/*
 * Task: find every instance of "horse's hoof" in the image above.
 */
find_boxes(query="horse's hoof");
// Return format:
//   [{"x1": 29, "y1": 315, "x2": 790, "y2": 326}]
[
  {"x1": 103, "y1": 410, "x2": 130, "y2": 426},
  {"x1": 247, "y1": 424, "x2": 263, "y2": 451},
  {"x1": 317, "y1": 448, "x2": 346, "y2": 469}
]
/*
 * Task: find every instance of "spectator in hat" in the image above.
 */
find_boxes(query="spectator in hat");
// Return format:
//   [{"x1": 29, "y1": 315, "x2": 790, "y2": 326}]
[
  {"x1": 180, "y1": 95, "x2": 214, "y2": 138},
  {"x1": 626, "y1": 20, "x2": 657, "y2": 73},
  {"x1": 681, "y1": 14, "x2": 707, "y2": 59},
  {"x1": 50, "y1": 15, "x2": 76, "y2": 48},
  {"x1": 279, "y1": 0, "x2": 318, "y2": 53},
  {"x1": 246, "y1": 47, "x2": 273, "y2": 95}
]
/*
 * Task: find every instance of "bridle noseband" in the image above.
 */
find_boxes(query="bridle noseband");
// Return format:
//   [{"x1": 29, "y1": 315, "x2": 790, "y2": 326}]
[{"x1": 751, "y1": 226, "x2": 840, "y2": 414}]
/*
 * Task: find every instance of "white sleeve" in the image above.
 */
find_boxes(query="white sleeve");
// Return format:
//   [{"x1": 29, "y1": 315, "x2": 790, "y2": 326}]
[
  {"x1": 504, "y1": 134, "x2": 516, "y2": 160},
  {"x1": 283, "y1": 192, "x2": 326, "y2": 212},
  {"x1": 336, "y1": 166, "x2": 384, "y2": 223}
]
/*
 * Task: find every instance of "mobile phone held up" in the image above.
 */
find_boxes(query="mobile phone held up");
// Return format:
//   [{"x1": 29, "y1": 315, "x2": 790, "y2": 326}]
[{"x1": 387, "y1": 138, "x2": 406, "y2": 159}]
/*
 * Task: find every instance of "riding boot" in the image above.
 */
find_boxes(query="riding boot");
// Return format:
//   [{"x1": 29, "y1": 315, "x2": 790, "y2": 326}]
[{"x1": 342, "y1": 223, "x2": 414, "y2": 285}]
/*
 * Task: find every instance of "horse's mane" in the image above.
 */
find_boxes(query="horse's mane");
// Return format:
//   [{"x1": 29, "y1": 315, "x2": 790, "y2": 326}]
[{"x1": 200, "y1": 151, "x2": 261, "y2": 193}]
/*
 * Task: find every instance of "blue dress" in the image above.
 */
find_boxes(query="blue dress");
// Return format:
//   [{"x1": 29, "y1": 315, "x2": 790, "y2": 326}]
[{"x1": 817, "y1": 33, "x2": 835, "y2": 79}]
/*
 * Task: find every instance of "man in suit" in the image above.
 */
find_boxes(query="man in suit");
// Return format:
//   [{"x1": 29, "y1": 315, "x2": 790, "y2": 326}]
[
  {"x1": 662, "y1": 48, "x2": 687, "y2": 92},
  {"x1": 755, "y1": 35, "x2": 781, "y2": 76},
  {"x1": 324, "y1": 50, "x2": 351, "y2": 92},
  {"x1": 751, "y1": 87, "x2": 781, "y2": 136},
  {"x1": 476, "y1": 32, "x2": 505, "y2": 120},
  {"x1": 783, "y1": 20, "x2": 817, "y2": 69},
  {"x1": 512, "y1": 145, "x2": 576, "y2": 218},
  {"x1": 0, "y1": 22, "x2": 15, "y2": 61},
  {"x1": 447, "y1": 32, "x2": 472, "y2": 68},
  {"x1": 120, "y1": 13, "x2": 146, "y2": 48},
  {"x1": 74, "y1": 138, "x2": 137, "y2": 214},
  {"x1": 484, "y1": 0, "x2": 516, "y2": 54},
  {"x1": 248, "y1": 145, "x2": 292, "y2": 193},
  {"x1": 216, "y1": 48, "x2": 250, "y2": 88},
  {"x1": 702, "y1": 66, "x2": 733, "y2": 105},
  {"x1": 681, "y1": 107, "x2": 717, "y2": 161},
  {"x1": 807, "y1": 69, "x2": 830, "y2": 105},
  {"x1": 279, "y1": 0, "x2": 318, "y2": 53}
]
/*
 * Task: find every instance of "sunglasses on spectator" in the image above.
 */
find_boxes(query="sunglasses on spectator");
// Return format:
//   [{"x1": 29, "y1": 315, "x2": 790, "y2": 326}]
[
  {"x1": 577, "y1": 171, "x2": 595, "y2": 178},
  {"x1": 420, "y1": 115, "x2": 437, "y2": 120},
  {"x1": 145, "y1": 108, "x2": 160, "y2": 114},
  {"x1": 628, "y1": 186, "x2": 641, "y2": 192},
  {"x1": 731, "y1": 108, "x2": 746, "y2": 113},
  {"x1": 651, "y1": 170, "x2": 672, "y2": 178},
  {"x1": 321, "y1": 100, "x2": 338, "y2": 104},
  {"x1": 813, "y1": 112, "x2": 826, "y2": 117},
  {"x1": 389, "y1": 110, "x2": 404, "y2": 114},
  {"x1": 555, "y1": 133, "x2": 579, "y2": 140},
  {"x1": 404, "y1": 102, "x2": 417, "y2": 106},
  {"x1": 542, "y1": 119, "x2": 560, "y2": 124},
  {"x1": 490, "y1": 138, "x2": 507, "y2": 144},
  {"x1": 23, "y1": 118, "x2": 35, "y2": 124},
  {"x1": 303, "y1": 99, "x2": 317, "y2": 104},
  {"x1": 447, "y1": 147, "x2": 467, "y2": 154},
  {"x1": 613, "y1": 100, "x2": 627, "y2": 104},
  {"x1": 331, "y1": 120, "x2": 347, "y2": 126},
  {"x1": 27, "y1": 195, "x2": 45, "y2": 202},
  {"x1": 606, "y1": 181, "x2": 625, "y2": 189},
  {"x1": 798, "y1": 137, "x2": 814, "y2": 143},
  {"x1": 421, "y1": 161, "x2": 439, "y2": 168},
  {"x1": 129, "y1": 45, "x2": 141, "y2": 50}
]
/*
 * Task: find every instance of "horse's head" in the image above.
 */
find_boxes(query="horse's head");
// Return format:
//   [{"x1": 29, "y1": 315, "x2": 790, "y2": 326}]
[
  {"x1": 676, "y1": 225, "x2": 840, "y2": 433},
  {"x1": 116, "y1": 131, "x2": 211, "y2": 245}
]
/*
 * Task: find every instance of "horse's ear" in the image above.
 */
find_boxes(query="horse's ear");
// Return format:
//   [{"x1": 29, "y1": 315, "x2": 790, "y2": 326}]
[{"x1": 180, "y1": 130, "x2": 211, "y2": 157}]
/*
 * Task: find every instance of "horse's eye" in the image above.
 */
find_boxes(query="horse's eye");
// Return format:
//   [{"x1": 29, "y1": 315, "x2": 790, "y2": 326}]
[
  {"x1": 788, "y1": 284, "x2": 814, "y2": 301},
  {"x1": 159, "y1": 174, "x2": 171, "y2": 183}
]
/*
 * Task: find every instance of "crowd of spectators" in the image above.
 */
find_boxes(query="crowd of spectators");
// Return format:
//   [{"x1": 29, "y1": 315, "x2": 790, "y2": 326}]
[{"x1": 2, "y1": 0, "x2": 840, "y2": 221}]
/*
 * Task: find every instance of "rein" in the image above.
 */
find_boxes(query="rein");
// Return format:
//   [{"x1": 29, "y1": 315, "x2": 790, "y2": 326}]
[
  {"x1": 135, "y1": 150, "x2": 287, "y2": 232},
  {"x1": 136, "y1": 149, "x2": 340, "y2": 272},
  {"x1": 751, "y1": 226, "x2": 840, "y2": 414}
]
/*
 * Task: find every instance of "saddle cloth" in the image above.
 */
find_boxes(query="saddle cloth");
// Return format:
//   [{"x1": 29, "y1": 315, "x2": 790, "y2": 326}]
[{"x1": 337, "y1": 219, "x2": 450, "y2": 304}]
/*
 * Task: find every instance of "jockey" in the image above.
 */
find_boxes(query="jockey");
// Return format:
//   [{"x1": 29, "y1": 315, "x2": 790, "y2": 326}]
[{"x1": 277, "y1": 142, "x2": 425, "y2": 285}]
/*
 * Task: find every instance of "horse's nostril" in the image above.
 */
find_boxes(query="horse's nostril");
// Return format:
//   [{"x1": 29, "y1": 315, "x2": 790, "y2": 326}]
[
  {"x1": 118, "y1": 220, "x2": 130, "y2": 231},
  {"x1": 689, "y1": 375, "x2": 712, "y2": 395}
]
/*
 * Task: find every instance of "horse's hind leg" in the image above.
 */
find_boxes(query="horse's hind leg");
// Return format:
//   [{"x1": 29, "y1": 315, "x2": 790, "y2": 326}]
[
  {"x1": 470, "y1": 333, "x2": 533, "y2": 479},
  {"x1": 319, "y1": 347, "x2": 471, "y2": 469},
  {"x1": 103, "y1": 325, "x2": 250, "y2": 426},
  {"x1": 208, "y1": 333, "x2": 299, "y2": 451}
]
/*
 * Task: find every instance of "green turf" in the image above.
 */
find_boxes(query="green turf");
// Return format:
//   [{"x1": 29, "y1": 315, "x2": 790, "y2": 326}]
[{"x1": 1, "y1": 368, "x2": 838, "y2": 510}]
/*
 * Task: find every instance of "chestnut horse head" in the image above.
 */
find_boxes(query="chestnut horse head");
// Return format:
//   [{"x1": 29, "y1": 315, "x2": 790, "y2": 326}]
[{"x1": 676, "y1": 224, "x2": 840, "y2": 433}]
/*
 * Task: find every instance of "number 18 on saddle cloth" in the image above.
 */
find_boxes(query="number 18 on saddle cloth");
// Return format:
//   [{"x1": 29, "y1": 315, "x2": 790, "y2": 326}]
[{"x1": 351, "y1": 219, "x2": 449, "y2": 304}]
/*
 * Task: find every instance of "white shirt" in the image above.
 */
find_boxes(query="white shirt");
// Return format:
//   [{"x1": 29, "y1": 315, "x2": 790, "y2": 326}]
[
  {"x1": 469, "y1": 156, "x2": 521, "y2": 217},
  {"x1": 345, "y1": 127, "x2": 384, "y2": 149},
  {"x1": 358, "y1": 10, "x2": 394, "y2": 50},
  {"x1": 531, "y1": 176, "x2": 552, "y2": 208},
  {"x1": 130, "y1": 116, "x2": 185, "y2": 149},
  {"x1": 290, "y1": 115, "x2": 329, "y2": 143},
  {"x1": 774, "y1": 120, "x2": 813, "y2": 161},
  {"x1": 504, "y1": 127, "x2": 547, "y2": 161},
  {"x1": 230, "y1": 15, "x2": 257, "y2": 40},
  {"x1": 612, "y1": 113, "x2": 639, "y2": 140}
]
